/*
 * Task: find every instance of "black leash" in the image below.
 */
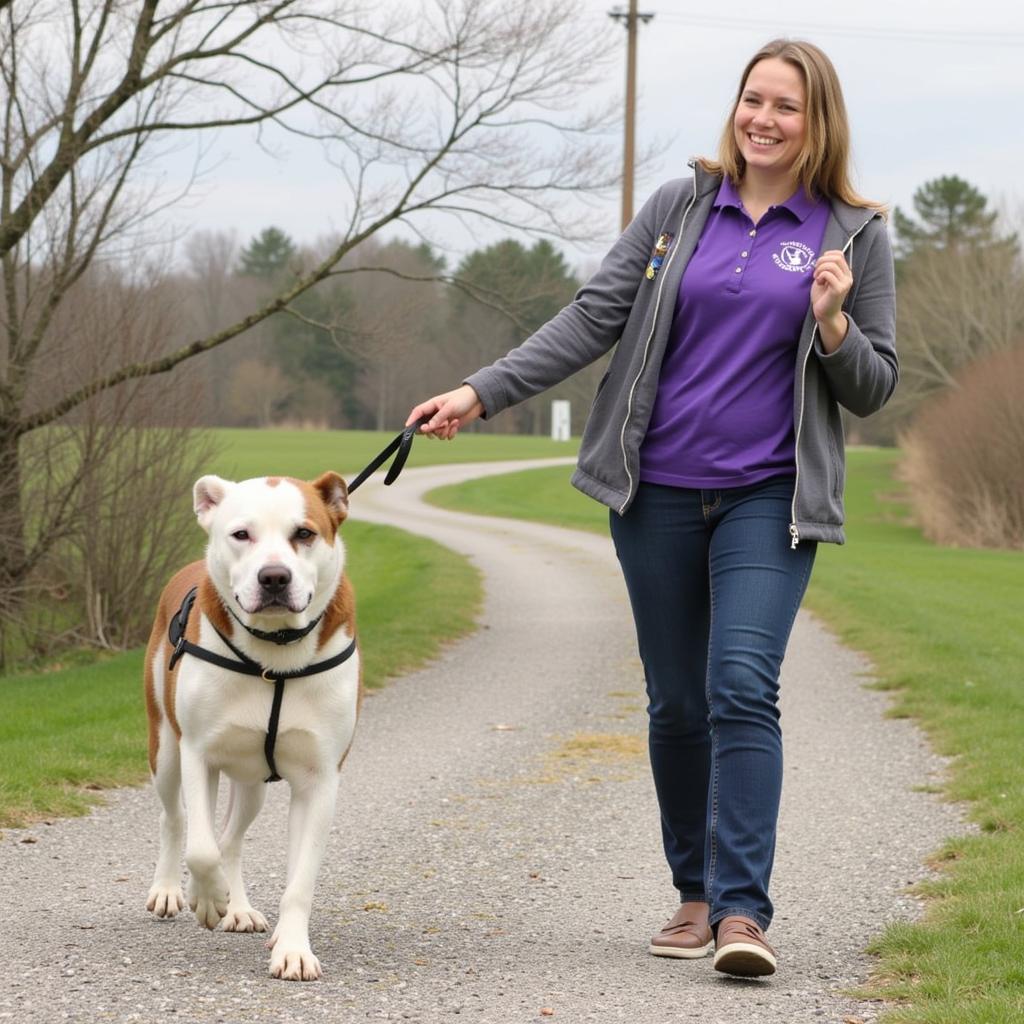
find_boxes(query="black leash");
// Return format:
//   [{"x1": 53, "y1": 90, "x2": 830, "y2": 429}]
[
  {"x1": 346, "y1": 415, "x2": 432, "y2": 494},
  {"x1": 168, "y1": 587, "x2": 357, "y2": 783}
]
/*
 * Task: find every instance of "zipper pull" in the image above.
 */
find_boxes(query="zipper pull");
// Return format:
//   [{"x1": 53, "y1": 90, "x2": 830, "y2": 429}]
[{"x1": 789, "y1": 523, "x2": 800, "y2": 550}]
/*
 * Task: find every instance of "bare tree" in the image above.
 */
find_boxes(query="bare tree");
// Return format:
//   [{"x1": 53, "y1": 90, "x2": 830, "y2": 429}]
[
  {"x1": 0, "y1": 0, "x2": 617, "y2": 657},
  {"x1": 892, "y1": 233, "x2": 1024, "y2": 411},
  {"x1": 338, "y1": 238, "x2": 449, "y2": 430},
  {"x1": 224, "y1": 357, "x2": 291, "y2": 426},
  {"x1": 1, "y1": 263, "x2": 214, "y2": 662}
]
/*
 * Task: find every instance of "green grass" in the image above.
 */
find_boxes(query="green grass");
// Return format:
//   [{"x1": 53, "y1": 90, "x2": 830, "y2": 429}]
[
  {"x1": 0, "y1": 427, "x2": 576, "y2": 827},
  {"x1": 0, "y1": 518, "x2": 480, "y2": 828},
  {"x1": 207, "y1": 426, "x2": 578, "y2": 481},
  {"x1": 426, "y1": 448, "x2": 1024, "y2": 1024}
]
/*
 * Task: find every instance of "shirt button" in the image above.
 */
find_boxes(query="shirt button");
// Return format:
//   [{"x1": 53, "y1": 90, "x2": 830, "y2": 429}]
[
  {"x1": 741, "y1": 251, "x2": 749, "y2": 258},
  {"x1": 749, "y1": 229, "x2": 756, "y2": 237},
  {"x1": 734, "y1": 267, "x2": 742, "y2": 274}
]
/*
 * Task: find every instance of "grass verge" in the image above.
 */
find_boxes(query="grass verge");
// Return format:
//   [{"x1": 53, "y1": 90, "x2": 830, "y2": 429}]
[
  {"x1": 1, "y1": 428, "x2": 576, "y2": 828},
  {"x1": 0, "y1": 519, "x2": 480, "y2": 829},
  {"x1": 426, "y1": 448, "x2": 1024, "y2": 1024}
]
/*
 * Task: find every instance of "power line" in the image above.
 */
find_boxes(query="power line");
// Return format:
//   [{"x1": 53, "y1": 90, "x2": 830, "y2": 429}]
[{"x1": 650, "y1": 12, "x2": 1024, "y2": 47}]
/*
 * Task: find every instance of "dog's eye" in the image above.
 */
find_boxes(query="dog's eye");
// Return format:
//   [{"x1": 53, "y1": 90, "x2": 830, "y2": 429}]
[
  {"x1": 294, "y1": 527, "x2": 316, "y2": 542},
  {"x1": 231, "y1": 530, "x2": 250, "y2": 542}
]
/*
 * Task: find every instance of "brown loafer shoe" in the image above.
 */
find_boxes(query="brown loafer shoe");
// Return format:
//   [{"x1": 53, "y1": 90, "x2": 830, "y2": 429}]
[
  {"x1": 712, "y1": 915, "x2": 777, "y2": 977},
  {"x1": 649, "y1": 901, "x2": 713, "y2": 959}
]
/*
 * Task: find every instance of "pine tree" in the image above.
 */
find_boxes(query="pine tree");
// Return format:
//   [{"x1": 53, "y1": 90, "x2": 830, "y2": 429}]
[
  {"x1": 239, "y1": 227, "x2": 297, "y2": 278},
  {"x1": 893, "y1": 176, "x2": 1014, "y2": 261}
]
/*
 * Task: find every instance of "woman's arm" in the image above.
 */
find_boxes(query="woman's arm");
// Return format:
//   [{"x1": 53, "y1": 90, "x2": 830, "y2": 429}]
[{"x1": 407, "y1": 183, "x2": 674, "y2": 439}]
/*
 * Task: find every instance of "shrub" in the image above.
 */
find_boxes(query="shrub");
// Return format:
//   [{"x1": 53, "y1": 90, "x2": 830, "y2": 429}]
[{"x1": 900, "y1": 344, "x2": 1024, "y2": 549}]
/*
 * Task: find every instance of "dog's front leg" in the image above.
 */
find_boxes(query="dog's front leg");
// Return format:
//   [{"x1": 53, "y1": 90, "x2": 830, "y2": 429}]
[
  {"x1": 267, "y1": 775, "x2": 340, "y2": 981},
  {"x1": 180, "y1": 744, "x2": 229, "y2": 929},
  {"x1": 220, "y1": 781, "x2": 269, "y2": 933}
]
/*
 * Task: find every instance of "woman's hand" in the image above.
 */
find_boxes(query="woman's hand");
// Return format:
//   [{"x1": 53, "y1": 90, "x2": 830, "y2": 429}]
[
  {"x1": 406, "y1": 384, "x2": 484, "y2": 440},
  {"x1": 811, "y1": 249, "x2": 853, "y2": 354}
]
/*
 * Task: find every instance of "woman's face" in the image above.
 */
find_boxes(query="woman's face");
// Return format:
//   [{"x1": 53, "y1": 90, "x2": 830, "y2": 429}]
[{"x1": 733, "y1": 57, "x2": 807, "y2": 184}]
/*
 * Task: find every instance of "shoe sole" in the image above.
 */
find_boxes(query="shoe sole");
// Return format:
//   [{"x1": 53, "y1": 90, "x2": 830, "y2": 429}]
[
  {"x1": 648, "y1": 941, "x2": 714, "y2": 959},
  {"x1": 713, "y1": 941, "x2": 777, "y2": 977}
]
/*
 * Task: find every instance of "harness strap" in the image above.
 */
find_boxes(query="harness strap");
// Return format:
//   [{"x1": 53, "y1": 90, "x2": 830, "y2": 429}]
[
  {"x1": 264, "y1": 679, "x2": 286, "y2": 783},
  {"x1": 167, "y1": 586, "x2": 357, "y2": 783}
]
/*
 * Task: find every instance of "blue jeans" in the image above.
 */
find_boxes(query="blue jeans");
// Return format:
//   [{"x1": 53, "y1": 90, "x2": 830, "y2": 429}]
[{"x1": 609, "y1": 477, "x2": 816, "y2": 931}]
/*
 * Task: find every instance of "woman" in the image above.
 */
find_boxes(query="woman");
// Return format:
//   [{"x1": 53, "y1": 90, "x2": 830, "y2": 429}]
[{"x1": 406, "y1": 39, "x2": 897, "y2": 978}]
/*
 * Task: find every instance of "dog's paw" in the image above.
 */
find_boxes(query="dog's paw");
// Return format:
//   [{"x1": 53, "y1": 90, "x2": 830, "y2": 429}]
[
  {"x1": 269, "y1": 946, "x2": 322, "y2": 982},
  {"x1": 146, "y1": 884, "x2": 186, "y2": 919},
  {"x1": 188, "y1": 874, "x2": 229, "y2": 930},
  {"x1": 222, "y1": 906, "x2": 268, "y2": 933}
]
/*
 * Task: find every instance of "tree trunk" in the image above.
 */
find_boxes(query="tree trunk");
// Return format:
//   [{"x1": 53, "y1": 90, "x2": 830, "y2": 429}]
[{"x1": 0, "y1": 422, "x2": 27, "y2": 669}]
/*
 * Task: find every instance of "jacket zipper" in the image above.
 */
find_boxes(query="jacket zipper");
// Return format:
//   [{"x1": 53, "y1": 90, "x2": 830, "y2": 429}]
[
  {"x1": 789, "y1": 217, "x2": 875, "y2": 548},
  {"x1": 617, "y1": 171, "x2": 699, "y2": 515}
]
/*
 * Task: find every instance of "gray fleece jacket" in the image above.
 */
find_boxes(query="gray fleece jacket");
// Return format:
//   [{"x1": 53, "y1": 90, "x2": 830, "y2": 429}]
[{"x1": 465, "y1": 163, "x2": 898, "y2": 545}]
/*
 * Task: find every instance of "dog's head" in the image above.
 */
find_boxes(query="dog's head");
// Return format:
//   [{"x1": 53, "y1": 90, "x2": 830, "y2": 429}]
[{"x1": 193, "y1": 472, "x2": 348, "y2": 621}]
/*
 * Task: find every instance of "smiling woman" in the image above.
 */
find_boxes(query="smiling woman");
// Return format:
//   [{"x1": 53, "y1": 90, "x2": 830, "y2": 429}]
[{"x1": 406, "y1": 37, "x2": 898, "y2": 981}]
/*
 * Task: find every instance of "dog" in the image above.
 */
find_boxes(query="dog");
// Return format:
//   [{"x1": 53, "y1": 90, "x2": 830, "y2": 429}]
[{"x1": 143, "y1": 471, "x2": 360, "y2": 981}]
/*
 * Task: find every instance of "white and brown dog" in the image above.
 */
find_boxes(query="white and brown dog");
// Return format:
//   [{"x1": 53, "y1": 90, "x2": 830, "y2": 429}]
[{"x1": 143, "y1": 471, "x2": 360, "y2": 981}]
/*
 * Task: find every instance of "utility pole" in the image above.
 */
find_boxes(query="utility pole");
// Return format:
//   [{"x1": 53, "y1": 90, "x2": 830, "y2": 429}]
[{"x1": 609, "y1": 2, "x2": 654, "y2": 230}]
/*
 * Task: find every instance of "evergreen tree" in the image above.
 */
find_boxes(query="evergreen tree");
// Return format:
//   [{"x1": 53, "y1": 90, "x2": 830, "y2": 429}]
[
  {"x1": 893, "y1": 176, "x2": 1015, "y2": 261},
  {"x1": 455, "y1": 238, "x2": 578, "y2": 336},
  {"x1": 270, "y1": 283, "x2": 360, "y2": 426},
  {"x1": 239, "y1": 226, "x2": 297, "y2": 278}
]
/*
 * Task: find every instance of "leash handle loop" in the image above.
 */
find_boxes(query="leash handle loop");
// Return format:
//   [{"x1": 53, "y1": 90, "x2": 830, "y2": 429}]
[{"x1": 347, "y1": 415, "x2": 432, "y2": 495}]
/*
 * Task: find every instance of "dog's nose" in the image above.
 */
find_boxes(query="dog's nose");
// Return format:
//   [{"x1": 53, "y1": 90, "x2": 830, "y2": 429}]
[{"x1": 258, "y1": 564, "x2": 292, "y2": 592}]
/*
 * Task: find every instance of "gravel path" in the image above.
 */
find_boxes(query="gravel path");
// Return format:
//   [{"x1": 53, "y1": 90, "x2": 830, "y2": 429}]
[{"x1": 0, "y1": 458, "x2": 965, "y2": 1024}]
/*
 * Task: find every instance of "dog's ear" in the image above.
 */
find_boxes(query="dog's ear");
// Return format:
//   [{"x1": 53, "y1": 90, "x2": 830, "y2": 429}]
[
  {"x1": 193, "y1": 475, "x2": 233, "y2": 532},
  {"x1": 311, "y1": 471, "x2": 348, "y2": 527}
]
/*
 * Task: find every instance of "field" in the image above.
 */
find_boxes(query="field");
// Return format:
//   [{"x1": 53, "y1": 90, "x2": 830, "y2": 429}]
[{"x1": 0, "y1": 428, "x2": 574, "y2": 827}]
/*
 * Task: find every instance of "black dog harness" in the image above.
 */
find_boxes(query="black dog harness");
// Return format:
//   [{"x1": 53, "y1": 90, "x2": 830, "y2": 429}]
[
  {"x1": 165, "y1": 418, "x2": 429, "y2": 783},
  {"x1": 168, "y1": 587, "x2": 357, "y2": 783}
]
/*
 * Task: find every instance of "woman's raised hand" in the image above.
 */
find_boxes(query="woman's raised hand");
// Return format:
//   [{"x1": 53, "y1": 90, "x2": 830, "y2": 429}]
[
  {"x1": 406, "y1": 384, "x2": 485, "y2": 440},
  {"x1": 811, "y1": 249, "x2": 853, "y2": 353}
]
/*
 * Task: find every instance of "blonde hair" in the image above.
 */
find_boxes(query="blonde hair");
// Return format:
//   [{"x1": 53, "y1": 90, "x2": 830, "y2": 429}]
[{"x1": 697, "y1": 39, "x2": 885, "y2": 212}]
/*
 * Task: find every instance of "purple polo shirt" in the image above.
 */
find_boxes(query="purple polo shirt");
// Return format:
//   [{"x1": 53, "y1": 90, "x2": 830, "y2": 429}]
[{"x1": 640, "y1": 178, "x2": 830, "y2": 488}]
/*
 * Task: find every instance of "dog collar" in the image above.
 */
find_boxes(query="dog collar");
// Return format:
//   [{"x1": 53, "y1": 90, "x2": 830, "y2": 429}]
[{"x1": 227, "y1": 605, "x2": 324, "y2": 646}]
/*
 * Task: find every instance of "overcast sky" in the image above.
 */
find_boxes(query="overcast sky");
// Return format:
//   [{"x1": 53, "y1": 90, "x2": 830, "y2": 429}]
[{"x1": 165, "y1": 0, "x2": 1024, "y2": 272}]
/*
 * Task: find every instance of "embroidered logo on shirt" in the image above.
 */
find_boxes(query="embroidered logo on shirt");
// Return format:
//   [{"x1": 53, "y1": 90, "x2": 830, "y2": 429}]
[
  {"x1": 645, "y1": 232, "x2": 674, "y2": 280},
  {"x1": 772, "y1": 241, "x2": 815, "y2": 273}
]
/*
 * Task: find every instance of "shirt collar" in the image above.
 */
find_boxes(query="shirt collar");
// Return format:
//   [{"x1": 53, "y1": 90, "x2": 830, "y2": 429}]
[{"x1": 714, "y1": 177, "x2": 821, "y2": 224}]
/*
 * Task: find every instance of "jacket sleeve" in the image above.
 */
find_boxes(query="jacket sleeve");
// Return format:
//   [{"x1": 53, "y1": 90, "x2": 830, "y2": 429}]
[
  {"x1": 464, "y1": 184, "x2": 668, "y2": 418},
  {"x1": 813, "y1": 217, "x2": 899, "y2": 417}
]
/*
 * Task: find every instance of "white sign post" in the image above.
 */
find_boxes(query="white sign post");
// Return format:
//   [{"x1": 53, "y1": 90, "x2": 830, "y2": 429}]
[{"x1": 551, "y1": 400, "x2": 571, "y2": 442}]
